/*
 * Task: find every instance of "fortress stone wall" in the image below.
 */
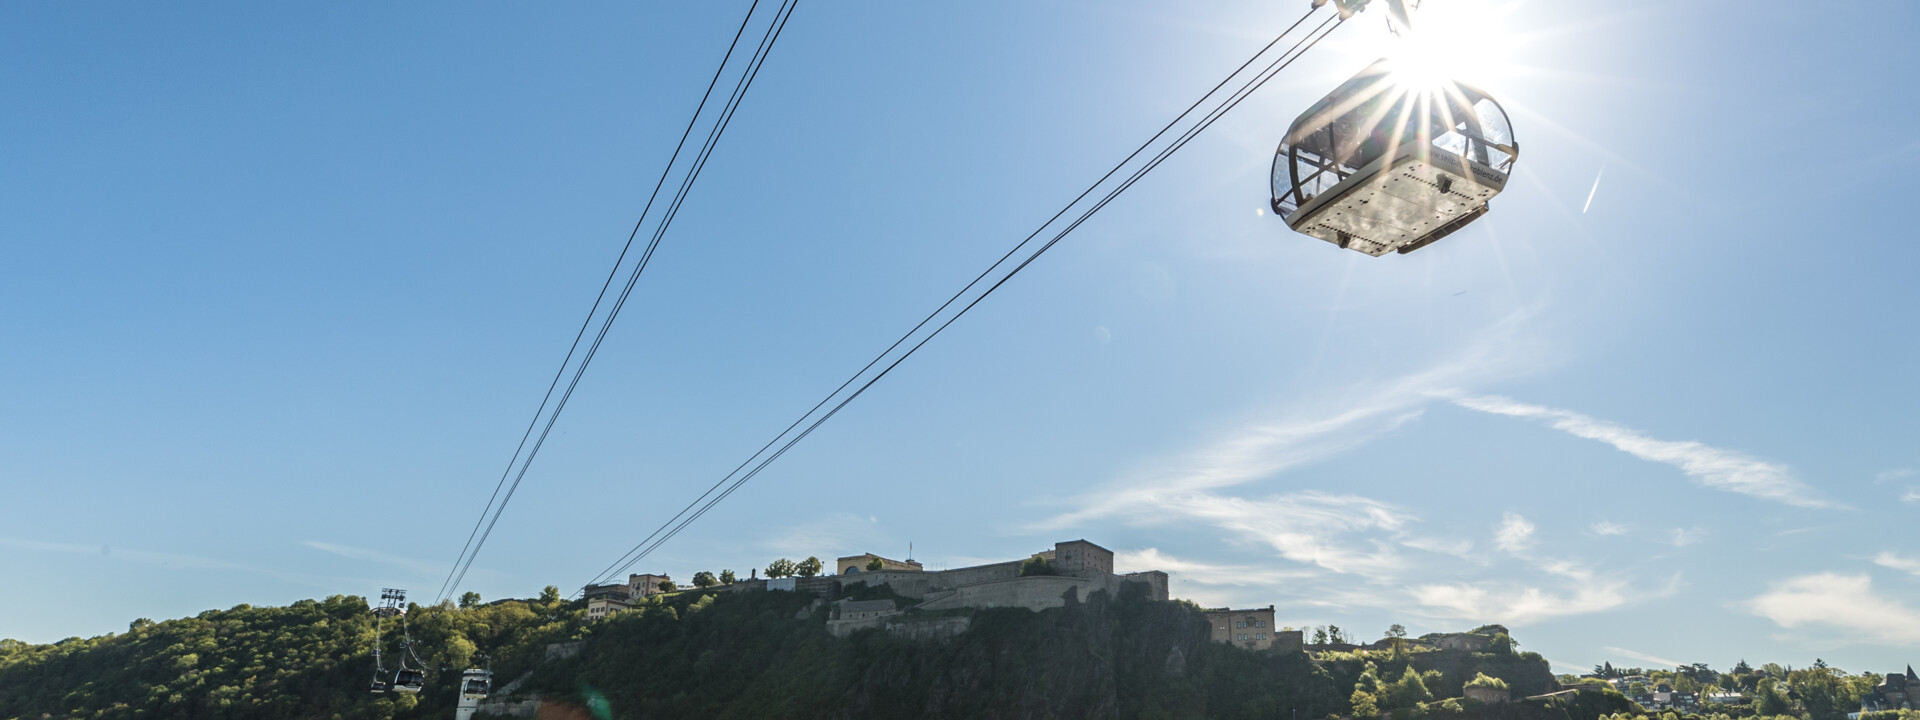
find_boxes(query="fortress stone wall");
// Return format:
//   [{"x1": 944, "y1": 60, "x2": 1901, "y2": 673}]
[{"x1": 916, "y1": 576, "x2": 1109, "y2": 613}]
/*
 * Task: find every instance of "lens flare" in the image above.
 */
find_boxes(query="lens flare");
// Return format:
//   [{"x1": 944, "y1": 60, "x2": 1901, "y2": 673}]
[{"x1": 1382, "y1": 0, "x2": 1517, "y2": 91}]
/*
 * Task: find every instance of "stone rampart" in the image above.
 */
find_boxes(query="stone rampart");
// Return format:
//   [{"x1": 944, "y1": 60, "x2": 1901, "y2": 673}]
[
  {"x1": 1273, "y1": 629, "x2": 1305, "y2": 653},
  {"x1": 915, "y1": 575, "x2": 1101, "y2": 613},
  {"x1": 888, "y1": 616, "x2": 972, "y2": 641},
  {"x1": 474, "y1": 698, "x2": 540, "y2": 718},
  {"x1": 826, "y1": 615, "x2": 890, "y2": 638},
  {"x1": 930, "y1": 560, "x2": 1022, "y2": 590},
  {"x1": 837, "y1": 570, "x2": 936, "y2": 598}
]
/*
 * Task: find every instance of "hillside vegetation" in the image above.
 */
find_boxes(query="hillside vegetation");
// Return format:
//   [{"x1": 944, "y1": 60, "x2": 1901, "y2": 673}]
[
  {"x1": 0, "y1": 593, "x2": 577, "y2": 720},
  {"x1": 0, "y1": 584, "x2": 1704, "y2": 720}
]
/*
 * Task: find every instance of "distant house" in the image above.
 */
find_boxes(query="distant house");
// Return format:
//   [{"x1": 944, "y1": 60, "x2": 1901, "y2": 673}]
[
  {"x1": 585, "y1": 596, "x2": 631, "y2": 622},
  {"x1": 1203, "y1": 606, "x2": 1292, "y2": 651},
  {"x1": 1861, "y1": 666, "x2": 1918, "y2": 714},
  {"x1": 626, "y1": 573, "x2": 672, "y2": 598},
  {"x1": 583, "y1": 582, "x2": 629, "y2": 601},
  {"x1": 583, "y1": 582, "x2": 632, "y2": 622}
]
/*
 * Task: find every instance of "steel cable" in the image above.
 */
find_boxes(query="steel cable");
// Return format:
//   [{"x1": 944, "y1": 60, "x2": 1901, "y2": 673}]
[{"x1": 584, "y1": 9, "x2": 1345, "y2": 590}]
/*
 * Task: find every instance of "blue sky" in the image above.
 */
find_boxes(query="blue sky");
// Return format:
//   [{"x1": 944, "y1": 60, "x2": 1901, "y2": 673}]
[{"x1": 3, "y1": 0, "x2": 1916, "y2": 676}]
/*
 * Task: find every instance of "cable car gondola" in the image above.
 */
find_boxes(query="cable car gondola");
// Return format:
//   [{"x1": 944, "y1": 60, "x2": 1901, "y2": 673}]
[
  {"x1": 1271, "y1": 56, "x2": 1518, "y2": 255},
  {"x1": 462, "y1": 668, "x2": 492, "y2": 697},
  {"x1": 367, "y1": 588, "x2": 425, "y2": 694},
  {"x1": 456, "y1": 660, "x2": 494, "y2": 720},
  {"x1": 393, "y1": 664, "x2": 426, "y2": 694}
]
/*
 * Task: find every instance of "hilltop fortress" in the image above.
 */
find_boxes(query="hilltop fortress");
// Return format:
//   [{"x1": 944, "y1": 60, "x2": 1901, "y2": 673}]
[{"x1": 817, "y1": 539, "x2": 1168, "y2": 637}]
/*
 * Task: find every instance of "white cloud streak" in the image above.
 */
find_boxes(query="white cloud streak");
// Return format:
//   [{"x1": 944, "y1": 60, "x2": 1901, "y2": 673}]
[
  {"x1": 1496, "y1": 512, "x2": 1536, "y2": 554},
  {"x1": 1667, "y1": 528, "x2": 1707, "y2": 547},
  {"x1": 1583, "y1": 166, "x2": 1604, "y2": 213},
  {"x1": 1449, "y1": 394, "x2": 1836, "y2": 508},
  {"x1": 1749, "y1": 573, "x2": 1920, "y2": 645},
  {"x1": 1135, "y1": 491, "x2": 1420, "y2": 578},
  {"x1": 1028, "y1": 316, "x2": 1638, "y2": 626},
  {"x1": 1, "y1": 537, "x2": 335, "y2": 589},
  {"x1": 1603, "y1": 646, "x2": 1684, "y2": 669},
  {"x1": 1116, "y1": 548, "x2": 1294, "y2": 587},
  {"x1": 303, "y1": 541, "x2": 443, "y2": 577},
  {"x1": 1411, "y1": 574, "x2": 1626, "y2": 625},
  {"x1": 1591, "y1": 521, "x2": 1628, "y2": 536},
  {"x1": 1873, "y1": 552, "x2": 1920, "y2": 577}
]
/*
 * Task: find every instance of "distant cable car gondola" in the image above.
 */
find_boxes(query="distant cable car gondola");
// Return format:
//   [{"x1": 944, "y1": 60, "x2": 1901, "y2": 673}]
[
  {"x1": 456, "y1": 662, "x2": 495, "y2": 720},
  {"x1": 1271, "y1": 56, "x2": 1518, "y2": 255},
  {"x1": 393, "y1": 663, "x2": 426, "y2": 694}
]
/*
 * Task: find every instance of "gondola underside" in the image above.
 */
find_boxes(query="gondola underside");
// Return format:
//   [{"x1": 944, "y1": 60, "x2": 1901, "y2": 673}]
[{"x1": 1286, "y1": 149, "x2": 1503, "y2": 256}]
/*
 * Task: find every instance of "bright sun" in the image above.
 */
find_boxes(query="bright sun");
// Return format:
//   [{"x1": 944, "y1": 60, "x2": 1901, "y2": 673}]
[{"x1": 1381, "y1": 0, "x2": 1518, "y2": 91}]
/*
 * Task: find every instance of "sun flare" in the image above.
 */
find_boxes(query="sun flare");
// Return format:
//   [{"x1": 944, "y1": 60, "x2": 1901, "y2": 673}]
[{"x1": 1381, "y1": 0, "x2": 1519, "y2": 91}]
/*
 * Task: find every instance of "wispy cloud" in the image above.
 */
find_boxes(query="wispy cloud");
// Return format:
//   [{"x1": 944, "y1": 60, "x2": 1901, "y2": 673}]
[
  {"x1": 1496, "y1": 512, "x2": 1536, "y2": 553},
  {"x1": 1032, "y1": 317, "x2": 1666, "y2": 625},
  {"x1": 1877, "y1": 468, "x2": 1917, "y2": 483},
  {"x1": 1903, "y1": 488, "x2": 1919, "y2": 503},
  {"x1": 1591, "y1": 521, "x2": 1628, "y2": 536},
  {"x1": 1128, "y1": 491, "x2": 1419, "y2": 579},
  {"x1": 1039, "y1": 314, "x2": 1539, "y2": 532},
  {"x1": 0, "y1": 537, "x2": 334, "y2": 589},
  {"x1": 1749, "y1": 573, "x2": 1920, "y2": 645},
  {"x1": 1873, "y1": 552, "x2": 1920, "y2": 577},
  {"x1": 1036, "y1": 316, "x2": 1539, "y2": 562},
  {"x1": 303, "y1": 541, "x2": 443, "y2": 577},
  {"x1": 1583, "y1": 165, "x2": 1605, "y2": 213},
  {"x1": 1411, "y1": 572, "x2": 1627, "y2": 625},
  {"x1": 1667, "y1": 528, "x2": 1707, "y2": 547},
  {"x1": 759, "y1": 512, "x2": 894, "y2": 561},
  {"x1": 1116, "y1": 547, "x2": 1294, "y2": 587},
  {"x1": 1604, "y1": 646, "x2": 1683, "y2": 669},
  {"x1": 1449, "y1": 394, "x2": 1837, "y2": 508}
]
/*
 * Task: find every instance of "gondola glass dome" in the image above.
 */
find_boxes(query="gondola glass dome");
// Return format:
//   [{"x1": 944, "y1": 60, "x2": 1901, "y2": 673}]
[{"x1": 1271, "y1": 57, "x2": 1517, "y2": 256}]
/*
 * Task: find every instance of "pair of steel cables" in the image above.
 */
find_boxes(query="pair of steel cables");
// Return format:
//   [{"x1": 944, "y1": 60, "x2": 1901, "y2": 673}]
[
  {"x1": 574, "y1": 5, "x2": 1349, "y2": 592},
  {"x1": 433, "y1": 0, "x2": 799, "y2": 606}
]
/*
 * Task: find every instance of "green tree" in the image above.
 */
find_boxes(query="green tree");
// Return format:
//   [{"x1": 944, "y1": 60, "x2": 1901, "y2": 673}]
[
  {"x1": 797, "y1": 556, "x2": 823, "y2": 578},
  {"x1": 1387, "y1": 624, "x2": 1407, "y2": 639},
  {"x1": 719, "y1": 569, "x2": 737, "y2": 584},
  {"x1": 1020, "y1": 556, "x2": 1057, "y2": 576},
  {"x1": 692, "y1": 571, "x2": 718, "y2": 588},
  {"x1": 1382, "y1": 665, "x2": 1434, "y2": 708},
  {"x1": 766, "y1": 558, "x2": 798, "y2": 578},
  {"x1": 1755, "y1": 680, "x2": 1790, "y2": 715},
  {"x1": 1465, "y1": 673, "x2": 1510, "y2": 691},
  {"x1": 1351, "y1": 689, "x2": 1381, "y2": 719},
  {"x1": 1357, "y1": 662, "x2": 1383, "y2": 694},
  {"x1": 866, "y1": 557, "x2": 884, "y2": 572},
  {"x1": 1328, "y1": 625, "x2": 1345, "y2": 644},
  {"x1": 1312, "y1": 626, "x2": 1328, "y2": 644},
  {"x1": 1489, "y1": 633, "x2": 1516, "y2": 655},
  {"x1": 443, "y1": 635, "x2": 477, "y2": 669},
  {"x1": 459, "y1": 591, "x2": 481, "y2": 609},
  {"x1": 539, "y1": 585, "x2": 562, "y2": 605},
  {"x1": 658, "y1": 579, "x2": 678, "y2": 593}
]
